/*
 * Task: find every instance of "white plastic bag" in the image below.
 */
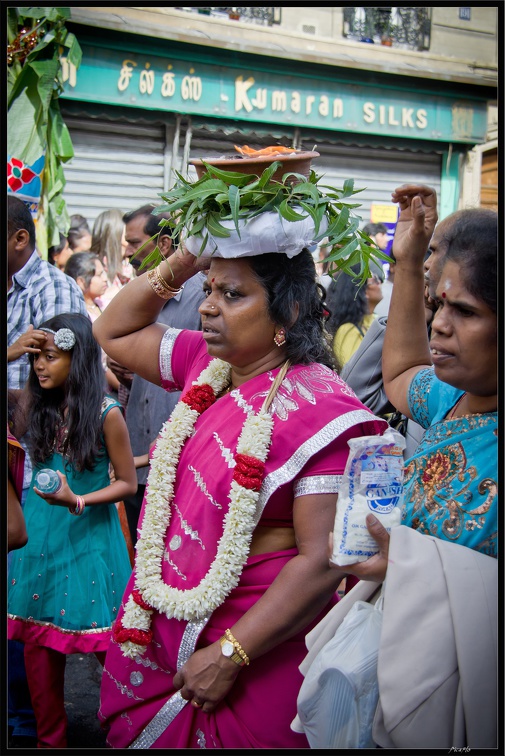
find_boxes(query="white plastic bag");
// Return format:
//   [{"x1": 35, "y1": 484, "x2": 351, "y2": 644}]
[
  {"x1": 331, "y1": 428, "x2": 405, "y2": 566},
  {"x1": 295, "y1": 593, "x2": 384, "y2": 749}
]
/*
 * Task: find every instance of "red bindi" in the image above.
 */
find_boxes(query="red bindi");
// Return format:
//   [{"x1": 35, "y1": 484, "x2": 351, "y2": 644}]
[
  {"x1": 441, "y1": 291, "x2": 446, "y2": 298},
  {"x1": 211, "y1": 278, "x2": 215, "y2": 283}
]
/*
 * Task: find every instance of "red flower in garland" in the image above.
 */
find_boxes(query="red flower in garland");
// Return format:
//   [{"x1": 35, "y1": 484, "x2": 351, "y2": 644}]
[
  {"x1": 113, "y1": 618, "x2": 153, "y2": 646},
  {"x1": 233, "y1": 453, "x2": 265, "y2": 491},
  {"x1": 181, "y1": 383, "x2": 215, "y2": 413},
  {"x1": 132, "y1": 589, "x2": 152, "y2": 611},
  {"x1": 7, "y1": 157, "x2": 35, "y2": 192}
]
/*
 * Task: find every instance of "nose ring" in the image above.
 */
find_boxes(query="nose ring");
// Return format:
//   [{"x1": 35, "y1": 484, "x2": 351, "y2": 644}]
[{"x1": 210, "y1": 305, "x2": 216, "y2": 310}]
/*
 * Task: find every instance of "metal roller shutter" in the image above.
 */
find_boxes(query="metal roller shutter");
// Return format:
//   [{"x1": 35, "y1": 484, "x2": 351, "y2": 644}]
[
  {"x1": 60, "y1": 106, "x2": 442, "y2": 230},
  {"x1": 61, "y1": 114, "x2": 171, "y2": 228},
  {"x1": 298, "y1": 141, "x2": 442, "y2": 225}
]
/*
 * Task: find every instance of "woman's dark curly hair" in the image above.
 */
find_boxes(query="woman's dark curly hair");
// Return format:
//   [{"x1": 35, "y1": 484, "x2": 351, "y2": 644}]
[
  {"x1": 27, "y1": 313, "x2": 105, "y2": 472},
  {"x1": 324, "y1": 264, "x2": 367, "y2": 337},
  {"x1": 248, "y1": 249, "x2": 336, "y2": 370},
  {"x1": 441, "y1": 208, "x2": 497, "y2": 313}
]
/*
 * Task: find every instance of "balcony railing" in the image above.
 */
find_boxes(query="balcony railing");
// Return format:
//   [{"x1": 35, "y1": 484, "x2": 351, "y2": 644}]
[
  {"x1": 174, "y1": 7, "x2": 282, "y2": 26},
  {"x1": 343, "y1": 7, "x2": 431, "y2": 51}
]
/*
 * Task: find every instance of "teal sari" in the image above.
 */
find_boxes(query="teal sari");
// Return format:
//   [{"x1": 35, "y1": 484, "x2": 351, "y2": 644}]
[{"x1": 402, "y1": 368, "x2": 497, "y2": 557}]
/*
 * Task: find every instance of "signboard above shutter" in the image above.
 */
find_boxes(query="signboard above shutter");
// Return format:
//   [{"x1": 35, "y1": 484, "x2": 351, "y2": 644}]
[{"x1": 60, "y1": 41, "x2": 488, "y2": 144}]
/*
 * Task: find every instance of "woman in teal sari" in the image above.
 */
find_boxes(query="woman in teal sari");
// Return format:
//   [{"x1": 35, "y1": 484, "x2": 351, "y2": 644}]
[
  {"x1": 343, "y1": 186, "x2": 497, "y2": 564},
  {"x1": 391, "y1": 191, "x2": 498, "y2": 558}
]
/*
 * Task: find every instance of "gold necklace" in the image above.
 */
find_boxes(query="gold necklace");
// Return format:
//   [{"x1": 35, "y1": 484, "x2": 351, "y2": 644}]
[{"x1": 217, "y1": 378, "x2": 240, "y2": 396}]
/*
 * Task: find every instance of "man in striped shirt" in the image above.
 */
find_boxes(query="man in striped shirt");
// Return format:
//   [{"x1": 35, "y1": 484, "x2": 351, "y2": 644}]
[{"x1": 8, "y1": 195, "x2": 87, "y2": 397}]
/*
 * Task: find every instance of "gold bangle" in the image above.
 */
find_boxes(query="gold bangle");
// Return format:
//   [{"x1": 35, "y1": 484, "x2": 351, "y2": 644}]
[
  {"x1": 224, "y1": 628, "x2": 250, "y2": 665},
  {"x1": 156, "y1": 265, "x2": 181, "y2": 293},
  {"x1": 146, "y1": 267, "x2": 181, "y2": 300}
]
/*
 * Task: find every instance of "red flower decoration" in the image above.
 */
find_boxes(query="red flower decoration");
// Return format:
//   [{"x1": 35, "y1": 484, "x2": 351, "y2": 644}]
[
  {"x1": 181, "y1": 383, "x2": 216, "y2": 414},
  {"x1": 113, "y1": 619, "x2": 153, "y2": 646},
  {"x1": 7, "y1": 157, "x2": 35, "y2": 192},
  {"x1": 132, "y1": 589, "x2": 152, "y2": 611},
  {"x1": 233, "y1": 454, "x2": 265, "y2": 491}
]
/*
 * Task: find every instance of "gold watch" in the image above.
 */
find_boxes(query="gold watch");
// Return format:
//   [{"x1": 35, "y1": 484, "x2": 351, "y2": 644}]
[{"x1": 219, "y1": 635, "x2": 246, "y2": 666}]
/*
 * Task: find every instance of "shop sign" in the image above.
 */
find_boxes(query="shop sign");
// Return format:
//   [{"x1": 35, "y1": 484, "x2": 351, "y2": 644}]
[
  {"x1": 370, "y1": 204, "x2": 399, "y2": 224},
  {"x1": 60, "y1": 43, "x2": 488, "y2": 143},
  {"x1": 370, "y1": 203, "x2": 399, "y2": 255}
]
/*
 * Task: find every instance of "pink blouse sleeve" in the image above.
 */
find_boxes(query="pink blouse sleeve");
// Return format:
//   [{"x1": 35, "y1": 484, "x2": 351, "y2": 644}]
[{"x1": 159, "y1": 328, "x2": 209, "y2": 392}]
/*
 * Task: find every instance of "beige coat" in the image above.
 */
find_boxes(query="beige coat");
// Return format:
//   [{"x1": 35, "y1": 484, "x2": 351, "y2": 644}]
[{"x1": 293, "y1": 526, "x2": 497, "y2": 748}]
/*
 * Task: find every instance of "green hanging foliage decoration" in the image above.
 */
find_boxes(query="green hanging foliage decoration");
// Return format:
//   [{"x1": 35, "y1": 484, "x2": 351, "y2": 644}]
[{"x1": 7, "y1": 7, "x2": 82, "y2": 258}]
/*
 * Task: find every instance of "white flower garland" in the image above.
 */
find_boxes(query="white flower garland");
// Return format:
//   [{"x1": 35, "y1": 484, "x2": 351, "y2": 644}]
[{"x1": 117, "y1": 358, "x2": 275, "y2": 658}]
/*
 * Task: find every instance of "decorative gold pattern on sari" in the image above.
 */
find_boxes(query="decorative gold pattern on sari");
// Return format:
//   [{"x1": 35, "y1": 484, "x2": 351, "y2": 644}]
[{"x1": 405, "y1": 440, "x2": 496, "y2": 542}]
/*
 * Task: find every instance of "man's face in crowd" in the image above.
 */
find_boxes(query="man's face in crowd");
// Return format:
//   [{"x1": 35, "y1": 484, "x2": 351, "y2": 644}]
[
  {"x1": 375, "y1": 231, "x2": 389, "y2": 251},
  {"x1": 124, "y1": 215, "x2": 154, "y2": 275}
]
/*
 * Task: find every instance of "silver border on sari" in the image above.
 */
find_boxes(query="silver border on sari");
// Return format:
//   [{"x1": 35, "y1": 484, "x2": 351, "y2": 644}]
[
  {"x1": 293, "y1": 474, "x2": 342, "y2": 498},
  {"x1": 255, "y1": 409, "x2": 378, "y2": 525},
  {"x1": 128, "y1": 615, "x2": 210, "y2": 749},
  {"x1": 159, "y1": 327, "x2": 182, "y2": 384}
]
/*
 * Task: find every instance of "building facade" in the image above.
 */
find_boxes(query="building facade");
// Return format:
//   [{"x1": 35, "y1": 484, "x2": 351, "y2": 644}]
[{"x1": 60, "y1": 6, "x2": 498, "y2": 227}]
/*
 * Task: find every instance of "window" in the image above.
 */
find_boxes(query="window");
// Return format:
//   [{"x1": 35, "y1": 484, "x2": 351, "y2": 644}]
[{"x1": 343, "y1": 7, "x2": 431, "y2": 51}]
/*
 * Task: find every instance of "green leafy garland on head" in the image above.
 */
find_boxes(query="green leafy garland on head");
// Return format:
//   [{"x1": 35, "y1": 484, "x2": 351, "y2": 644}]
[{"x1": 134, "y1": 159, "x2": 392, "y2": 286}]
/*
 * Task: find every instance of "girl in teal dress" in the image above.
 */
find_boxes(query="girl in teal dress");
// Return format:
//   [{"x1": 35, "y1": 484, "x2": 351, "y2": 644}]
[{"x1": 8, "y1": 313, "x2": 137, "y2": 749}]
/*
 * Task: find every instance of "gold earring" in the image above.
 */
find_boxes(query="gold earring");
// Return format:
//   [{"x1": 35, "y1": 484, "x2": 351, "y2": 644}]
[{"x1": 274, "y1": 329, "x2": 286, "y2": 347}]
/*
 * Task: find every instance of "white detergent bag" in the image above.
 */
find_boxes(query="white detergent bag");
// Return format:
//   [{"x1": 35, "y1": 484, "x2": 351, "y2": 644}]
[{"x1": 331, "y1": 428, "x2": 405, "y2": 566}]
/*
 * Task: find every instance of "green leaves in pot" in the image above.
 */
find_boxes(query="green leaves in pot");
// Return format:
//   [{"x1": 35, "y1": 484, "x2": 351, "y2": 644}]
[{"x1": 132, "y1": 160, "x2": 392, "y2": 285}]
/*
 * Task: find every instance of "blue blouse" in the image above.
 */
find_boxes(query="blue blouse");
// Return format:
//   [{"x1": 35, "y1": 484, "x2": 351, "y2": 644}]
[{"x1": 402, "y1": 368, "x2": 497, "y2": 557}]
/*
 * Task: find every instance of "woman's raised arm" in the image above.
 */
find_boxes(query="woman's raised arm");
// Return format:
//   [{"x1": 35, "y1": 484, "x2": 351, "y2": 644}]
[
  {"x1": 92, "y1": 248, "x2": 204, "y2": 386},
  {"x1": 383, "y1": 185, "x2": 438, "y2": 418}
]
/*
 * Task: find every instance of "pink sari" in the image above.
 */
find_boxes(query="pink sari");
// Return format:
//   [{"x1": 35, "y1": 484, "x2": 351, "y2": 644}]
[
  {"x1": 98, "y1": 329, "x2": 386, "y2": 748},
  {"x1": 8, "y1": 425, "x2": 25, "y2": 499}
]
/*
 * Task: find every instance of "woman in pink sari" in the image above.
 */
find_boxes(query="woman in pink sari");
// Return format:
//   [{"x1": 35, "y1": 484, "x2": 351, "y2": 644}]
[{"x1": 94, "y1": 215, "x2": 387, "y2": 748}]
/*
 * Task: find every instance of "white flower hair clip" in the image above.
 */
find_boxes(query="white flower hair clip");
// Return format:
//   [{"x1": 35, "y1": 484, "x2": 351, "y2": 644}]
[{"x1": 40, "y1": 327, "x2": 76, "y2": 351}]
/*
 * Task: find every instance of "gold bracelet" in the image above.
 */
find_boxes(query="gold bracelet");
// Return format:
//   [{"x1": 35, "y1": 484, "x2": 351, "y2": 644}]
[
  {"x1": 219, "y1": 634, "x2": 246, "y2": 667},
  {"x1": 157, "y1": 264, "x2": 181, "y2": 292},
  {"x1": 147, "y1": 269, "x2": 175, "y2": 300},
  {"x1": 224, "y1": 628, "x2": 250, "y2": 665},
  {"x1": 146, "y1": 266, "x2": 181, "y2": 300}
]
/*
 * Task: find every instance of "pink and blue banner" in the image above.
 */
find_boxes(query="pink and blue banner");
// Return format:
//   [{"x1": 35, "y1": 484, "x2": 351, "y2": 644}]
[{"x1": 7, "y1": 153, "x2": 45, "y2": 219}]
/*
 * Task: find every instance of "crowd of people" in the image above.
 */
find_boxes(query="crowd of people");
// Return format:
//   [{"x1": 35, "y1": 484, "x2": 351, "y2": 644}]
[{"x1": 6, "y1": 169, "x2": 498, "y2": 750}]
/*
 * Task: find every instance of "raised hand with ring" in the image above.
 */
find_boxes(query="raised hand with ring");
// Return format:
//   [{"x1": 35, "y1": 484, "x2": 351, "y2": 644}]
[{"x1": 191, "y1": 700, "x2": 203, "y2": 708}]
